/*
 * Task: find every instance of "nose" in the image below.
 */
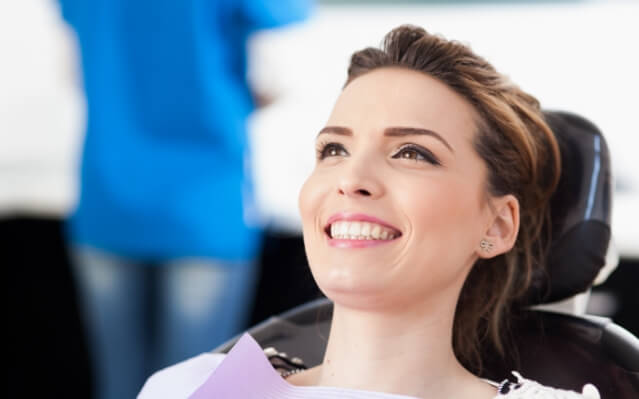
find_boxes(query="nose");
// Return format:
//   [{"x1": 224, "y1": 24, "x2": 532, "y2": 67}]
[{"x1": 337, "y1": 157, "x2": 384, "y2": 199}]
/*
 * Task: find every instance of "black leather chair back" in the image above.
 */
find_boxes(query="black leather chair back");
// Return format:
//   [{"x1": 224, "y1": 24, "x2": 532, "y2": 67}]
[{"x1": 524, "y1": 111, "x2": 612, "y2": 305}]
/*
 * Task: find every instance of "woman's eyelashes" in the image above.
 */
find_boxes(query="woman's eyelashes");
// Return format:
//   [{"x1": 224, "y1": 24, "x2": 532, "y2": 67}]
[
  {"x1": 316, "y1": 141, "x2": 441, "y2": 166},
  {"x1": 391, "y1": 144, "x2": 441, "y2": 166},
  {"x1": 317, "y1": 142, "x2": 349, "y2": 160}
]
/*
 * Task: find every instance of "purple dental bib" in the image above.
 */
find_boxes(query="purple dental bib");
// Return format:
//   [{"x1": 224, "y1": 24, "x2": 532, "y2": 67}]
[{"x1": 189, "y1": 333, "x2": 419, "y2": 399}]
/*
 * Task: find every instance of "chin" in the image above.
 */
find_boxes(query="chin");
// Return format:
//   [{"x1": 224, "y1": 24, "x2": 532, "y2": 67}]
[
  {"x1": 324, "y1": 289, "x2": 392, "y2": 311},
  {"x1": 313, "y1": 266, "x2": 394, "y2": 310}
]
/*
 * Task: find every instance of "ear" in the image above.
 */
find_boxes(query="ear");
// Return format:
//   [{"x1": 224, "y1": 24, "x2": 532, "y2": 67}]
[{"x1": 477, "y1": 194, "x2": 520, "y2": 259}]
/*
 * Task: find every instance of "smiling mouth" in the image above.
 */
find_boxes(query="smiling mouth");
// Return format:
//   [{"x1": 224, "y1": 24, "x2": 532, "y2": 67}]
[{"x1": 325, "y1": 220, "x2": 402, "y2": 241}]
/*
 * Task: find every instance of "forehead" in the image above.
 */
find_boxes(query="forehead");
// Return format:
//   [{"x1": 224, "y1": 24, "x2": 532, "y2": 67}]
[{"x1": 328, "y1": 67, "x2": 478, "y2": 143}]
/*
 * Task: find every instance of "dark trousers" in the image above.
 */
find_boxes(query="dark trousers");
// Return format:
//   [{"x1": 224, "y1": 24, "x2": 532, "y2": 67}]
[{"x1": 3, "y1": 217, "x2": 92, "y2": 398}]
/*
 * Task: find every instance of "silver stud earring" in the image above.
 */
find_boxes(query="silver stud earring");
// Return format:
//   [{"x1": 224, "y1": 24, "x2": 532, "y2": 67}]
[{"x1": 480, "y1": 239, "x2": 494, "y2": 252}]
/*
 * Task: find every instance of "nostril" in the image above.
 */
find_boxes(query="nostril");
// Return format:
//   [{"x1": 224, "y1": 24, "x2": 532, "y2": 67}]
[{"x1": 337, "y1": 186, "x2": 374, "y2": 197}]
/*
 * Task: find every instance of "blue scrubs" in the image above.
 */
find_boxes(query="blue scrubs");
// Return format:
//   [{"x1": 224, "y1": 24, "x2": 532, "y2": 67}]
[{"x1": 60, "y1": 0, "x2": 309, "y2": 260}]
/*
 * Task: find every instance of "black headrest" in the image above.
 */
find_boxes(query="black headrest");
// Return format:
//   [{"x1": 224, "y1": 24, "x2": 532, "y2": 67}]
[{"x1": 523, "y1": 111, "x2": 612, "y2": 305}]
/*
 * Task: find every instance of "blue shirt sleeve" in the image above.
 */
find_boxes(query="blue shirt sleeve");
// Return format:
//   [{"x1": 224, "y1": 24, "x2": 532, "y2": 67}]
[
  {"x1": 56, "y1": 0, "x2": 80, "y2": 25},
  {"x1": 239, "y1": 0, "x2": 313, "y2": 31}
]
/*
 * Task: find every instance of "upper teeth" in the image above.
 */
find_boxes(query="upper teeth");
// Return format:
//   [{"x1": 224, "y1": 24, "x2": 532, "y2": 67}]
[{"x1": 329, "y1": 221, "x2": 398, "y2": 240}]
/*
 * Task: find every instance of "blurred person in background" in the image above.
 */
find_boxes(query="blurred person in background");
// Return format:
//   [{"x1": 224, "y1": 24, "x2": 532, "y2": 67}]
[{"x1": 56, "y1": 1, "x2": 312, "y2": 398}]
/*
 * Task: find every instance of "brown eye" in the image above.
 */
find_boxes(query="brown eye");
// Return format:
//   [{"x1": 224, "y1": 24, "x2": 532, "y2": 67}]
[
  {"x1": 392, "y1": 144, "x2": 441, "y2": 166},
  {"x1": 400, "y1": 149, "x2": 420, "y2": 160},
  {"x1": 318, "y1": 143, "x2": 348, "y2": 160}
]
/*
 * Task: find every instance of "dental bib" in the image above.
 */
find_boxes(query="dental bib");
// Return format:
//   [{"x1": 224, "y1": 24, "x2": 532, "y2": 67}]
[{"x1": 189, "y1": 334, "x2": 418, "y2": 399}]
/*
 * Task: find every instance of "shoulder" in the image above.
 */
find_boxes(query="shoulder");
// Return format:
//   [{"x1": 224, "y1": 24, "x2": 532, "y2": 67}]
[
  {"x1": 497, "y1": 372, "x2": 600, "y2": 399},
  {"x1": 137, "y1": 353, "x2": 226, "y2": 399}
]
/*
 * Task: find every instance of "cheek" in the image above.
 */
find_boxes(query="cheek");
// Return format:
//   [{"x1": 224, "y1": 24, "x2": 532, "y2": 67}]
[
  {"x1": 298, "y1": 171, "x2": 323, "y2": 230},
  {"x1": 298, "y1": 172, "x2": 348, "y2": 297},
  {"x1": 298, "y1": 177, "x2": 312, "y2": 224},
  {"x1": 400, "y1": 178, "x2": 484, "y2": 281},
  {"x1": 298, "y1": 171, "x2": 327, "y2": 262},
  {"x1": 407, "y1": 176, "x2": 482, "y2": 232}
]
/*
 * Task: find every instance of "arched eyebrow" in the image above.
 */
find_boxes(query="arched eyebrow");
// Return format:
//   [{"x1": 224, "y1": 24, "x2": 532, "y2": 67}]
[
  {"x1": 384, "y1": 127, "x2": 454, "y2": 153},
  {"x1": 317, "y1": 126, "x2": 454, "y2": 153},
  {"x1": 317, "y1": 126, "x2": 352, "y2": 137}
]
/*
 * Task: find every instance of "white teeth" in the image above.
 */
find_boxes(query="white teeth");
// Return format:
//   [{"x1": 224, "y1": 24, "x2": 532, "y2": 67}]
[
  {"x1": 371, "y1": 224, "x2": 381, "y2": 239},
  {"x1": 329, "y1": 221, "x2": 399, "y2": 241},
  {"x1": 339, "y1": 222, "x2": 348, "y2": 235},
  {"x1": 348, "y1": 222, "x2": 361, "y2": 236},
  {"x1": 361, "y1": 222, "x2": 371, "y2": 236}
]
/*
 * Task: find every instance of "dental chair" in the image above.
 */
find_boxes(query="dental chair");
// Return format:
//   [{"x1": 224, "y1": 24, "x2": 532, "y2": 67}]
[{"x1": 216, "y1": 111, "x2": 639, "y2": 398}]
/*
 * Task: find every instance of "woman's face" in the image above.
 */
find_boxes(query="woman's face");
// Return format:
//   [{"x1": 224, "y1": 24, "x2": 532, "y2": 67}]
[{"x1": 299, "y1": 67, "x2": 494, "y2": 311}]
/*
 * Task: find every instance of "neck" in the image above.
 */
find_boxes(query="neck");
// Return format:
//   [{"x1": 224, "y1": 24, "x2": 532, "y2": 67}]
[{"x1": 316, "y1": 295, "x2": 478, "y2": 398}]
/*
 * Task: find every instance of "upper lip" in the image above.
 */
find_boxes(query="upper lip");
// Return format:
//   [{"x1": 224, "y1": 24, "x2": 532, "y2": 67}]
[{"x1": 324, "y1": 212, "x2": 402, "y2": 236}]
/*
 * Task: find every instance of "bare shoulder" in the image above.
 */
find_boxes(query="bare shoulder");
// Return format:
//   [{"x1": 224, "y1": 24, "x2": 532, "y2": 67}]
[{"x1": 137, "y1": 353, "x2": 226, "y2": 399}]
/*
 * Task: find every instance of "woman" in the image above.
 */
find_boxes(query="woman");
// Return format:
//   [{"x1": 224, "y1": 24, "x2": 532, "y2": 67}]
[{"x1": 139, "y1": 26, "x2": 600, "y2": 398}]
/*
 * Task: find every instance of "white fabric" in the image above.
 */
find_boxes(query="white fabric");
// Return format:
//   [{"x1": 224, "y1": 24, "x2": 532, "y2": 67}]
[
  {"x1": 496, "y1": 372, "x2": 600, "y2": 399},
  {"x1": 0, "y1": 0, "x2": 84, "y2": 217},
  {"x1": 138, "y1": 354, "x2": 600, "y2": 399}
]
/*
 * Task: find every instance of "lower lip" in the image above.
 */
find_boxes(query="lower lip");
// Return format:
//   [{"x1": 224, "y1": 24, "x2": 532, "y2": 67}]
[{"x1": 327, "y1": 238, "x2": 398, "y2": 248}]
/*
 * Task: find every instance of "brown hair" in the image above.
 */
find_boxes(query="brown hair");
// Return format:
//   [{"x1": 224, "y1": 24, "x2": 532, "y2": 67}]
[{"x1": 345, "y1": 25, "x2": 561, "y2": 373}]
